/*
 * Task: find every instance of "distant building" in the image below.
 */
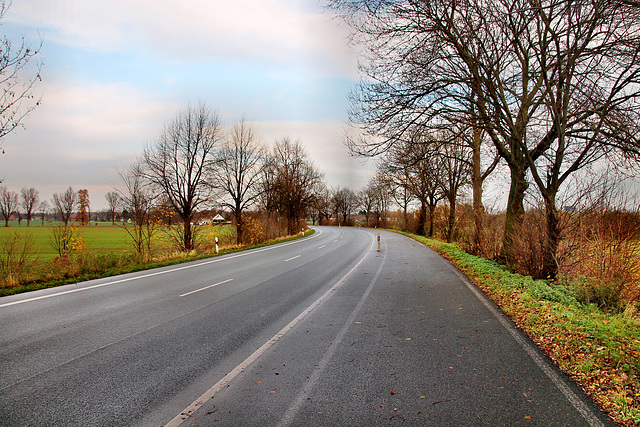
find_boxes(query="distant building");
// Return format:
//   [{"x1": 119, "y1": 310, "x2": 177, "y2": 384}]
[{"x1": 198, "y1": 214, "x2": 226, "y2": 225}]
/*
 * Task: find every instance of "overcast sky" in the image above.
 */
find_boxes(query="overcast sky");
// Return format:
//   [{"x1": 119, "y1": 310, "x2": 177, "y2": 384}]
[{"x1": 0, "y1": 0, "x2": 374, "y2": 210}]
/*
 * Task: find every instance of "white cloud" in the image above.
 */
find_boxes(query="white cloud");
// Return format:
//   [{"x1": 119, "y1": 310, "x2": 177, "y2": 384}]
[
  {"x1": 0, "y1": 81, "x2": 176, "y2": 209},
  {"x1": 7, "y1": 0, "x2": 357, "y2": 77}
]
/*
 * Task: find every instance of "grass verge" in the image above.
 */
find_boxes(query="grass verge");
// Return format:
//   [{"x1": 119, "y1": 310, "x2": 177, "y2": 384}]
[
  {"x1": 395, "y1": 230, "x2": 640, "y2": 426},
  {"x1": 0, "y1": 229, "x2": 315, "y2": 298}
]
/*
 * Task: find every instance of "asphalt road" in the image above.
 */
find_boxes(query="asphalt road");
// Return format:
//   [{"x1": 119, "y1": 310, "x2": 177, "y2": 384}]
[{"x1": 0, "y1": 226, "x2": 612, "y2": 426}]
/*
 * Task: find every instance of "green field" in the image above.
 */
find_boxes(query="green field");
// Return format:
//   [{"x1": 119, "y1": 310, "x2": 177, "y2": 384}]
[
  {"x1": 1, "y1": 222, "x2": 141, "y2": 260},
  {"x1": 0, "y1": 222, "x2": 307, "y2": 298},
  {"x1": 0, "y1": 221, "x2": 237, "y2": 260}
]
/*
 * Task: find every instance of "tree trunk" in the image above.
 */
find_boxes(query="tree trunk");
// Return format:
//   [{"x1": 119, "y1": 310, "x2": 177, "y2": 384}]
[
  {"x1": 447, "y1": 199, "x2": 456, "y2": 243},
  {"x1": 471, "y1": 128, "x2": 484, "y2": 254},
  {"x1": 417, "y1": 201, "x2": 427, "y2": 236},
  {"x1": 502, "y1": 164, "x2": 529, "y2": 261},
  {"x1": 183, "y1": 214, "x2": 193, "y2": 251},
  {"x1": 428, "y1": 203, "x2": 436, "y2": 238},
  {"x1": 542, "y1": 197, "x2": 561, "y2": 280},
  {"x1": 236, "y1": 209, "x2": 244, "y2": 245}
]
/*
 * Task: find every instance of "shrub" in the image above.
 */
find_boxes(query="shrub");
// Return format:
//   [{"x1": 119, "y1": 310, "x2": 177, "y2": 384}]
[
  {"x1": 50, "y1": 225, "x2": 85, "y2": 258},
  {"x1": 562, "y1": 207, "x2": 640, "y2": 312},
  {"x1": 0, "y1": 230, "x2": 34, "y2": 288}
]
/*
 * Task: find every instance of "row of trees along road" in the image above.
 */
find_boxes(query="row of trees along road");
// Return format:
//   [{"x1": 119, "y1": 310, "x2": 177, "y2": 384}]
[
  {"x1": 121, "y1": 103, "x2": 323, "y2": 252},
  {"x1": 329, "y1": 0, "x2": 640, "y2": 279}
]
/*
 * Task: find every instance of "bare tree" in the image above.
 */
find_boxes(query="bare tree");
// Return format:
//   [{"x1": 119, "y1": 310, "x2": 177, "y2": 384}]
[
  {"x1": 105, "y1": 191, "x2": 120, "y2": 225},
  {"x1": 378, "y1": 146, "x2": 415, "y2": 230},
  {"x1": 0, "y1": 186, "x2": 17, "y2": 226},
  {"x1": 392, "y1": 140, "x2": 444, "y2": 237},
  {"x1": 331, "y1": 187, "x2": 359, "y2": 226},
  {"x1": 331, "y1": 0, "x2": 640, "y2": 278},
  {"x1": 437, "y1": 141, "x2": 471, "y2": 242},
  {"x1": 267, "y1": 138, "x2": 324, "y2": 235},
  {"x1": 258, "y1": 154, "x2": 279, "y2": 225},
  {"x1": 312, "y1": 183, "x2": 332, "y2": 226},
  {"x1": 143, "y1": 103, "x2": 222, "y2": 251},
  {"x1": 118, "y1": 161, "x2": 158, "y2": 259},
  {"x1": 0, "y1": 1, "x2": 42, "y2": 160},
  {"x1": 358, "y1": 183, "x2": 377, "y2": 227},
  {"x1": 370, "y1": 174, "x2": 391, "y2": 228},
  {"x1": 20, "y1": 186, "x2": 38, "y2": 226},
  {"x1": 215, "y1": 119, "x2": 265, "y2": 244},
  {"x1": 38, "y1": 200, "x2": 48, "y2": 225},
  {"x1": 52, "y1": 186, "x2": 76, "y2": 226}
]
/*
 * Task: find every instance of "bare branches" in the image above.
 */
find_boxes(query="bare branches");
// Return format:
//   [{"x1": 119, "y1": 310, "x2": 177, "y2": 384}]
[
  {"x1": 52, "y1": 186, "x2": 76, "y2": 227},
  {"x1": 214, "y1": 119, "x2": 265, "y2": 244},
  {"x1": 143, "y1": 103, "x2": 222, "y2": 251},
  {"x1": 264, "y1": 138, "x2": 324, "y2": 235},
  {"x1": 332, "y1": 0, "x2": 640, "y2": 277},
  {"x1": 0, "y1": 185, "x2": 17, "y2": 227},
  {"x1": 20, "y1": 187, "x2": 38, "y2": 226},
  {"x1": 0, "y1": 0, "x2": 42, "y2": 151},
  {"x1": 117, "y1": 161, "x2": 158, "y2": 258}
]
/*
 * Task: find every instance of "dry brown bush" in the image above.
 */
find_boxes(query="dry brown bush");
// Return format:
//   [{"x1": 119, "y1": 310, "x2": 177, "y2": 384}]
[
  {"x1": 562, "y1": 208, "x2": 640, "y2": 311},
  {"x1": 0, "y1": 231, "x2": 34, "y2": 288},
  {"x1": 508, "y1": 209, "x2": 547, "y2": 278}
]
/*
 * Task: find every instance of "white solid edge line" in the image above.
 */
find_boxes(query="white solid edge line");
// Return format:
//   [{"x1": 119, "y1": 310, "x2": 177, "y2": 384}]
[
  {"x1": 179, "y1": 279, "x2": 233, "y2": 297},
  {"x1": 445, "y1": 259, "x2": 605, "y2": 427},
  {"x1": 164, "y1": 230, "x2": 376, "y2": 427},
  {"x1": 0, "y1": 229, "x2": 323, "y2": 309}
]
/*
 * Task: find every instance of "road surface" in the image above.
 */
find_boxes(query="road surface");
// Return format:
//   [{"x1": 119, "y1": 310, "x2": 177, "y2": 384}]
[{"x1": 0, "y1": 226, "x2": 611, "y2": 426}]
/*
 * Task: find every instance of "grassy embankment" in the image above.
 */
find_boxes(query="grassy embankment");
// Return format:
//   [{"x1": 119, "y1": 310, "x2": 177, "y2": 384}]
[
  {"x1": 0, "y1": 222, "x2": 313, "y2": 297},
  {"x1": 395, "y1": 230, "x2": 640, "y2": 426}
]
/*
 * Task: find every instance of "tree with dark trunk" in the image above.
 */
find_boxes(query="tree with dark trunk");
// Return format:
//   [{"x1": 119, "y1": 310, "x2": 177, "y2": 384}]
[
  {"x1": 143, "y1": 103, "x2": 222, "y2": 251},
  {"x1": 52, "y1": 186, "x2": 76, "y2": 226},
  {"x1": 38, "y1": 200, "x2": 48, "y2": 225},
  {"x1": 215, "y1": 119, "x2": 264, "y2": 244},
  {"x1": 105, "y1": 191, "x2": 120, "y2": 225},
  {"x1": 0, "y1": 186, "x2": 17, "y2": 227},
  {"x1": 358, "y1": 184, "x2": 377, "y2": 228},
  {"x1": 267, "y1": 138, "x2": 323, "y2": 235},
  {"x1": 331, "y1": 187, "x2": 359, "y2": 226},
  {"x1": 329, "y1": 0, "x2": 640, "y2": 279},
  {"x1": 20, "y1": 187, "x2": 38, "y2": 226},
  {"x1": 437, "y1": 140, "x2": 471, "y2": 242},
  {"x1": 118, "y1": 161, "x2": 158, "y2": 259}
]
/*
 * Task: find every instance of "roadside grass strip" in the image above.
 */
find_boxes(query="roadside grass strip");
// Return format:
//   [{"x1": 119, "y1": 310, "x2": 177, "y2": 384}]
[{"x1": 396, "y1": 231, "x2": 640, "y2": 427}]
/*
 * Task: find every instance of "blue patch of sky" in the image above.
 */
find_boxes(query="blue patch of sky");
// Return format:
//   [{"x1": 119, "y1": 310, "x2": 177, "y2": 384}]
[
  {"x1": 3, "y1": 17, "x2": 356, "y2": 123},
  {"x1": 39, "y1": 38, "x2": 354, "y2": 123}
]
